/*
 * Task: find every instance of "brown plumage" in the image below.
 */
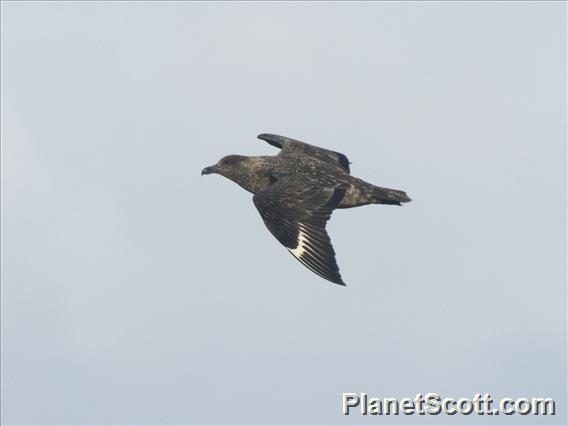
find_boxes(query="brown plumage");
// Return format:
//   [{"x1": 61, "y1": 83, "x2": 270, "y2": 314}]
[{"x1": 201, "y1": 133, "x2": 411, "y2": 286}]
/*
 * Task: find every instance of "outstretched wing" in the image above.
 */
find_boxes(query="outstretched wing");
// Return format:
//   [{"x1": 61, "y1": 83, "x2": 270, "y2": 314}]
[
  {"x1": 253, "y1": 177, "x2": 347, "y2": 286},
  {"x1": 258, "y1": 133, "x2": 351, "y2": 173}
]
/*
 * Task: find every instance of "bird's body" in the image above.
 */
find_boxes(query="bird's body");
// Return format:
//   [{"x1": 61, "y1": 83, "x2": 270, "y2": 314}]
[{"x1": 202, "y1": 133, "x2": 411, "y2": 286}]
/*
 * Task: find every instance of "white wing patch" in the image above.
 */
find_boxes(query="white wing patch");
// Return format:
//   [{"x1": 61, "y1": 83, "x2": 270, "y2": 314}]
[
  {"x1": 288, "y1": 224, "x2": 309, "y2": 259},
  {"x1": 283, "y1": 221, "x2": 344, "y2": 285}
]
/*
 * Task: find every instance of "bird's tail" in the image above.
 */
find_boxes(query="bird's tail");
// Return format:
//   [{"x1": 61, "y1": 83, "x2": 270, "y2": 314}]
[{"x1": 371, "y1": 185, "x2": 412, "y2": 206}]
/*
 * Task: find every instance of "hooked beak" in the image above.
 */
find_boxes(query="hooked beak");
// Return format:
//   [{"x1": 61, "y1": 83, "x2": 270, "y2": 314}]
[{"x1": 201, "y1": 165, "x2": 216, "y2": 176}]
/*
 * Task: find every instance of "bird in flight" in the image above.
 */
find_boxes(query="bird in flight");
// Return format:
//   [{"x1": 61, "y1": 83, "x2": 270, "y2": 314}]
[{"x1": 201, "y1": 133, "x2": 411, "y2": 286}]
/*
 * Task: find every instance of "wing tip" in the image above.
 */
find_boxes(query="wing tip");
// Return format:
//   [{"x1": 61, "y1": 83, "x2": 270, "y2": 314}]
[
  {"x1": 316, "y1": 271, "x2": 346, "y2": 286},
  {"x1": 258, "y1": 133, "x2": 284, "y2": 148},
  {"x1": 335, "y1": 152, "x2": 351, "y2": 173},
  {"x1": 400, "y1": 192, "x2": 412, "y2": 203},
  {"x1": 319, "y1": 270, "x2": 346, "y2": 286}
]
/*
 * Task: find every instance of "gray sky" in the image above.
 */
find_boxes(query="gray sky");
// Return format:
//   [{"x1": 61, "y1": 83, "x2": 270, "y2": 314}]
[{"x1": 1, "y1": 1, "x2": 566, "y2": 425}]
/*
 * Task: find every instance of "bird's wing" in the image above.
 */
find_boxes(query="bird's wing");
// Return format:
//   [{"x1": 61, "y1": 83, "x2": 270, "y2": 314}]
[
  {"x1": 253, "y1": 177, "x2": 347, "y2": 286},
  {"x1": 258, "y1": 133, "x2": 351, "y2": 173}
]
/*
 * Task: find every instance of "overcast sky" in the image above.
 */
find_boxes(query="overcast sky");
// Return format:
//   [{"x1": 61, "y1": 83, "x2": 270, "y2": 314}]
[{"x1": 1, "y1": 1, "x2": 566, "y2": 425}]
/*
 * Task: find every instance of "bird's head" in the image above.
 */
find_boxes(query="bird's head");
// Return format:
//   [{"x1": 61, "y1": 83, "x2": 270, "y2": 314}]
[
  {"x1": 201, "y1": 155, "x2": 248, "y2": 179},
  {"x1": 202, "y1": 155, "x2": 269, "y2": 194}
]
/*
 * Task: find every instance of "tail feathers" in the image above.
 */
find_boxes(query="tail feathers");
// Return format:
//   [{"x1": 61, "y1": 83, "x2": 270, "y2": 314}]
[{"x1": 372, "y1": 186, "x2": 412, "y2": 205}]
